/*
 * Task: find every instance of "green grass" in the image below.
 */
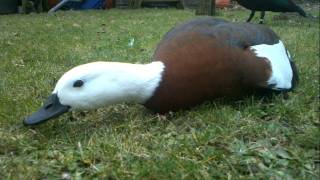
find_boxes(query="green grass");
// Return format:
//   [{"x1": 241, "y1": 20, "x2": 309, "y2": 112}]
[{"x1": 0, "y1": 7, "x2": 319, "y2": 179}]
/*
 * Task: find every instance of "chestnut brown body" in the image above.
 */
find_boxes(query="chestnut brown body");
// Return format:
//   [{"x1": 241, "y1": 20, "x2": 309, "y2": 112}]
[{"x1": 144, "y1": 17, "x2": 296, "y2": 113}]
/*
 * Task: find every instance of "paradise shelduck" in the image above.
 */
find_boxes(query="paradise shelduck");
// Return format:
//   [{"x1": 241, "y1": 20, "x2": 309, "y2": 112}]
[
  {"x1": 236, "y1": 0, "x2": 307, "y2": 24},
  {"x1": 23, "y1": 17, "x2": 298, "y2": 125}
]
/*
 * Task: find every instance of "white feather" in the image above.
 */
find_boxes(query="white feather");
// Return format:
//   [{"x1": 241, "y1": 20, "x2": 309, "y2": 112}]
[
  {"x1": 53, "y1": 61, "x2": 165, "y2": 110},
  {"x1": 250, "y1": 40, "x2": 293, "y2": 90}
]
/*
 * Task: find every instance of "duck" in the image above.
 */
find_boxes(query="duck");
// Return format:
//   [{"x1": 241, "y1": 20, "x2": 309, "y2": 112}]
[
  {"x1": 235, "y1": 0, "x2": 307, "y2": 24},
  {"x1": 23, "y1": 17, "x2": 298, "y2": 125}
]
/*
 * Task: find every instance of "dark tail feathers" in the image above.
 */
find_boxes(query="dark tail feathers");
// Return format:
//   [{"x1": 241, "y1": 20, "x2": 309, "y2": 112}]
[{"x1": 290, "y1": 60, "x2": 299, "y2": 91}]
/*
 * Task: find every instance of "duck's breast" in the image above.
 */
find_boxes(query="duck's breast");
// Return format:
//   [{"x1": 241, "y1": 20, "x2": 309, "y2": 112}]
[{"x1": 144, "y1": 33, "x2": 271, "y2": 113}]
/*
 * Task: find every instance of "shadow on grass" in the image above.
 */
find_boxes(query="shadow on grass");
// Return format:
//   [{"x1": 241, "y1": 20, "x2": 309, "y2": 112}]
[{"x1": 15, "y1": 91, "x2": 296, "y2": 143}]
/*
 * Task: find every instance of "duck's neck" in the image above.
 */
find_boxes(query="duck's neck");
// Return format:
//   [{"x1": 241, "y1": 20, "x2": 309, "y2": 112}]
[{"x1": 107, "y1": 61, "x2": 165, "y2": 104}]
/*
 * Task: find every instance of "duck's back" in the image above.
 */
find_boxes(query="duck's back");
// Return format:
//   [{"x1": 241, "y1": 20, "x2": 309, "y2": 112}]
[{"x1": 143, "y1": 17, "x2": 297, "y2": 113}]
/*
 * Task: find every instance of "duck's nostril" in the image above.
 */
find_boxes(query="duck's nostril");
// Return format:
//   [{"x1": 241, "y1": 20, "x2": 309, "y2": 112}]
[{"x1": 45, "y1": 103, "x2": 53, "y2": 109}]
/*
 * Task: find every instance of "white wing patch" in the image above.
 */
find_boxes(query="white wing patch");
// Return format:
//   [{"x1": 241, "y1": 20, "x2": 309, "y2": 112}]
[{"x1": 250, "y1": 40, "x2": 293, "y2": 90}]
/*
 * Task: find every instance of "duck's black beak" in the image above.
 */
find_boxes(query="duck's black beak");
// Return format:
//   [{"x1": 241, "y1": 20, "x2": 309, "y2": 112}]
[{"x1": 23, "y1": 93, "x2": 70, "y2": 126}]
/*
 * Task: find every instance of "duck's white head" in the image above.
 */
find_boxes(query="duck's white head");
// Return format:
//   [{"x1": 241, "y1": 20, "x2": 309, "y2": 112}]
[{"x1": 24, "y1": 61, "x2": 164, "y2": 125}]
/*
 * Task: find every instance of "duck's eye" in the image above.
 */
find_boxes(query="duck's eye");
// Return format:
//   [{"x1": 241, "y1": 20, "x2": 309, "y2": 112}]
[{"x1": 73, "y1": 80, "x2": 84, "y2": 88}]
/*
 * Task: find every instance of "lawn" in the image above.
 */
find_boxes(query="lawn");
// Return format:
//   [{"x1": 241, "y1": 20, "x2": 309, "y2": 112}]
[{"x1": 0, "y1": 7, "x2": 319, "y2": 179}]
